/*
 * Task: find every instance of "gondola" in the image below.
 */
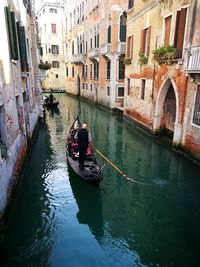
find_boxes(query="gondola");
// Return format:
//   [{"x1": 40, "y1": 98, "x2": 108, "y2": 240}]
[
  {"x1": 66, "y1": 116, "x2": 104, "y2": 186},
  {"x1": 43, "y1": 95, "x2": 59, "y2": 108}
]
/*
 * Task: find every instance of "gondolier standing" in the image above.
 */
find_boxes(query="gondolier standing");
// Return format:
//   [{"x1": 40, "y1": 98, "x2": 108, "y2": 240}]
[{"x1": 78, "y1": 123, "x2": 89, "y2": 170}]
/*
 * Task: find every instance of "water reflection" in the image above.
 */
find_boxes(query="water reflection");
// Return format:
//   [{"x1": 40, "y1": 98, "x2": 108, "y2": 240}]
[
  {"x1": 68, "y1": 168, "x2": 104, "y2": 242},
  {"x1": 0, "y1": 123, "x2": 58, "y2": 267},
  {"x1": 1, "y1": 94, "x2": 200, "y2": 267}
]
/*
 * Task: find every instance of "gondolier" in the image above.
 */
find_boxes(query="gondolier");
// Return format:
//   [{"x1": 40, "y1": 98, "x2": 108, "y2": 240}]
[
  {"x1": 78, "y1": 123, "x2": 89, "y2": 170},
  {"x1": 66, "y1": 116, "x2": 104, "y2": 185}
]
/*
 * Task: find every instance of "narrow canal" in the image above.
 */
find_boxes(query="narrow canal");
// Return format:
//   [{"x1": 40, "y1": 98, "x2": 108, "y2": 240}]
[{"x1": 1, "y1": 94, "x2": 200, "y2": 267}]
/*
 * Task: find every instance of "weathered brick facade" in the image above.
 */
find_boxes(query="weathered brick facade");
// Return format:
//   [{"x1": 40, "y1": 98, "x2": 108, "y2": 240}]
[
  {"x1": 0, "y1": 0, "x2": 42, "y2": 219},
  {"x1": 124, "y1": 0, "x2": 200, "y2": 162}
]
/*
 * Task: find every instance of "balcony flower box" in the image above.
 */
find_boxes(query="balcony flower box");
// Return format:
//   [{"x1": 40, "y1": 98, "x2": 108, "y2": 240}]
[{"x1": 153, "y1": 45, "x2": 177, "y2": 63}]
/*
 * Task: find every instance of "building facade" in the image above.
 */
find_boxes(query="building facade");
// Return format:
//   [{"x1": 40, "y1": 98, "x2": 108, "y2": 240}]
[
  {"x1": 124, "y1": 0, "x2": 200, "y2": 161},
  {"x1": 0, "y1": 0, "x2": 42, "y2": 220},
  {"x1": 64, "y1": 0, "x2": 128, "y2": 108},
  {"x1": 37, "y1": 0, "x2": 66, "y2": 90}
]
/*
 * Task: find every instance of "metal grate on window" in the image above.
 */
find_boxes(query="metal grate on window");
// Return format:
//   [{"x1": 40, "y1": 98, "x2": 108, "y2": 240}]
[{"x1": 193, "y1": 85, "x2": 200, "y2": 126}]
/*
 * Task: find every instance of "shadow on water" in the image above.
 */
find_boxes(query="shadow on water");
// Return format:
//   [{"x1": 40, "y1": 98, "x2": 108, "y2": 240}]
[
  {"x1": 46, "y1": 106, "x2": 60, "y2": 116},
  {"x1": 0, "y1": 123, "x2": 57, "y2": 267},
  {"x1": 68, "y1": 167, "x2": 104, "y2": 243}
]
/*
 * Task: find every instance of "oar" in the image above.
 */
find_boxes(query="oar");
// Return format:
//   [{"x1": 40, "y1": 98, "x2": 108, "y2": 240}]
[{"x1": 95, "y1": 148, "x2": 133, "y2": 182}]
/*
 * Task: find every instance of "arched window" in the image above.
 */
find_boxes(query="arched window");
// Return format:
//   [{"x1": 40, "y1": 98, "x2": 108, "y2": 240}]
[{"x1": 119, "y1": 12, "x2": 127, "y2": 42}]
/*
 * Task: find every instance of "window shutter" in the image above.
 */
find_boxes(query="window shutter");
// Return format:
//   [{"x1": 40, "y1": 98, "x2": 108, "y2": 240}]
[
  {"x1": 164, "y1": 16, "x2": 172, "y2": 45},
  {"x1": 11, "y1": 12, "x2": 19, "y2": 60},
  {"x1": 146, "y1": 26, "x2": 151, "y2": 56},
  {"x1": 5, "y1": 6, "x2": 19, "y2": 60},
  {"x1": 131, "y1": 35, "x2": 134, "y2": 58},
  {"x1": 140, "y1": 29, "x2": 145, "y2": 53},
  {"x1": 17, "y1": 23, "x2": 28, "y2": 72},
  {"x1": 174, "y1": 8, "x2": 187, "y2": 57}
]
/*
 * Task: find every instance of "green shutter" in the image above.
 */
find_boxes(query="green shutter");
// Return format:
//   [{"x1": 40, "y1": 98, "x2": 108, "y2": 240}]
[
  {"x1": 11, "y1": 11, "x2": 19, "y2": 60},
  {"x1": 120, "y1": 25, "x2": 126, "y2": 42},
  {"x1": 17, "y1": 22, "x2": 28, "y2": 72},
  {"x1": 4, "y1": 6, "x2": 19, "y2": 60}
]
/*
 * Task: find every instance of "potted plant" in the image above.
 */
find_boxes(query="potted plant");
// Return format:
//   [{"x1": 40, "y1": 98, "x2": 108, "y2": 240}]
[
  {"x1": 123, "y1": 57, "x2": 132, "y2": 65},
  {"x1": 138, "y1": 52, "x2": 148, "y2": 67},
  {"x1": 152, "y1": 45, "x2": 177, "y2": 63}
]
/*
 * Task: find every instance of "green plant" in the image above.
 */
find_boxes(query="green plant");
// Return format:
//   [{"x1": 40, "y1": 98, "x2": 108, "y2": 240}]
[
  {"x1": 138, "y1": 52, "x2": 148, "y2": 67},
  {"x1": 39, "y1": 61, "x2": 51, "y2": 70},
  {"x1": 123, "y1": 57, "x2": 132, "y2": 65},
  {"x1": 152, "y1": 45, "x2": 177, "y2": 61}
]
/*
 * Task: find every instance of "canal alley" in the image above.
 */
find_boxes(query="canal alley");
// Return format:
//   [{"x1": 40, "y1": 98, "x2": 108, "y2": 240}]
[{"x1": 1, "y1": 94, "x2": 200, "y2": 267}]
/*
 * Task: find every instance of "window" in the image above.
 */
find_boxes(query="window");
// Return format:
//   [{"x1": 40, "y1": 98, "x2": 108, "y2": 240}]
[
  {"x1": 82, "y1": 83, "x2": 85, "y2": 89},
  {"x1": 193, "y1": 85, "x2": 200, "y2": 126},
  {"x1": 107, "y1": 86, "x2": 110, "y2": 96},
  {"x1": 51, "y1": 24, "x2": 56, "y2": 33},
  {"x1": 52, "y1": 61, "x2": 59, "y2": 68},
  {"x1": 141, "y1": 79, "x2": 146, "y2": 100},
  {"x1": 118, "y1": 59, "x2": 125, "y2": 80},
  {"x1": 127, "y1": 35, "x2": 133, "y2": 58},
  {"x1": 72, "y1": 41, "x2": 74, "y2": 55},
  {"x1": 86, "y1": 83, "x2": 88, "y2": 90},
  {"x1": 66, "y1": 67, "x2": 68, "y2": 77},
  {"x1": 90, "y1": 30, "x2": 93, "y2": 49},
  {"x1": 90, "y1": 84, "x2": 93, "y2": 91},
  {"x1": 140, "y1": 26, "x2": 151, "y2": 56},
  {"x1": 119, "y1": 13, "x2": 127, "y2": 42},
  {"x1": 127, "y1": 78, "x2": 131, "y2": 95},
  {"x1": 107, "y1": 25, "x2": 111, "y2": 43},
  {"x1": 107, "y1": 60, "x2": 111, "y2": 79},
  {"x1": 94, "y1": 62, "x2": 99, "y2": 79},
  {"x1": 164, "y1": 16, "x2": 172, "y2": 46},
  {"x1": 5, "y1": 7, "x2": 19, "y2": 60},
  {"x1": 85, "y1": 65, "x2": 88, "y2": 79},
  {"x1": 49, "y1": 8, "x2": 57, "y2": 13},
  {"x1": 174, "y1": 8, "x2": 187, "y2": 58},
  {"x1": 56, "y1": 74, "x2": 59, "y2": 78},
  {"x1": 128, "y1": 0, "x2": 134, "y2": 9},
  {"x1": 72, "y1": 66, "x2": 74, "y2": 77},
  {"x1": 51, "y1": 45, "x2": 59, "y2": 54},
  {"x1": 82, "y1": 65, "x2": 85, "y2": 77},
  {"x1": 118, "y1": 87, "x2": 124, "y2": 97},
  {"x1": 94, "y1": 25, "x2": 99, "y2": 48},
  {"x1": 90, "y1": 64, "x2": 92, "y2": 78}
]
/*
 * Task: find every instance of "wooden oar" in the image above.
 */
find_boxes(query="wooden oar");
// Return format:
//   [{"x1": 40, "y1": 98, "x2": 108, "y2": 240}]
[{"x1": 95, "y1": 148, "x2": 133, "y2": 182}]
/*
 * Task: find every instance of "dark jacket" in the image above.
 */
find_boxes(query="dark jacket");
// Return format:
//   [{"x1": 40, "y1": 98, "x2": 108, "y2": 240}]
[{"x1": 78, "y1": 129, "x2": 89, "y2": 148}]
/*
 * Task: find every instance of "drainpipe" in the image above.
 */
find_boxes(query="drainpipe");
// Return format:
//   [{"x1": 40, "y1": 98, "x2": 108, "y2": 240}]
[{"x1": 152, "y1": 1, "x2": 161, "y2": 101}]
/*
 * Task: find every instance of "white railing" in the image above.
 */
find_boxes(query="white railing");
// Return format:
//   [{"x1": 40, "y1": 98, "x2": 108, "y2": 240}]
[
  {"x1": 117, "y1": 42, "x2": 126, "y2": 54},
  {"x1": 100, "y1": 43, "x2": 111, "y2": 55},
  {"x1": 88, "y1": 48, "x2": 99, "y2": 59},
  {"x1": 188, "y1": 45, "x2": 200, "y2": 73}
]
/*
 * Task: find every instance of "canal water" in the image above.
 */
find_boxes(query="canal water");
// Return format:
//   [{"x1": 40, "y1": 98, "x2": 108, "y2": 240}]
[{"x1": 1, "y1": 94, "x2": 200, "y2": 267}]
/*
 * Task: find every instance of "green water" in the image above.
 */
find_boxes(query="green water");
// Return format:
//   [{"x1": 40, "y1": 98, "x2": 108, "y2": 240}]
[{"x1": 1, "y1": 94, "x2": 200, "y2": 267}]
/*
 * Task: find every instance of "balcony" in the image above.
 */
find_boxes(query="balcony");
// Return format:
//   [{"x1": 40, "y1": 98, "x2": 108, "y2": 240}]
[
  {"x1": 71, "y1": 54, "x2": 86, "y2": 64},
  {"x1": 88, "y1": 48, "x2": 99, "y2": 62},
  {"x1": 117, "y1": 42, "x2": 126, "y2": 55},
  {"x1": 100, "y1": 43, "x2": 111, "y2": 57},
  {"x1": 187, "y1": 45, "x2": 200, "y2": 73}
]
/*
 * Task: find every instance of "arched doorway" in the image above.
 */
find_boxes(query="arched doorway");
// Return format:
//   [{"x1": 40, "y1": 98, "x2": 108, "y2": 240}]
[
  {"x1": 154, "y1": 79, "x2": 178, "y2": 140},
  {"x1": 77, "y1": 74, "x2": 80, "y2": 96},
  {"x1": 163, "y1": 84, "x2": 176, "y2": 138}
]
